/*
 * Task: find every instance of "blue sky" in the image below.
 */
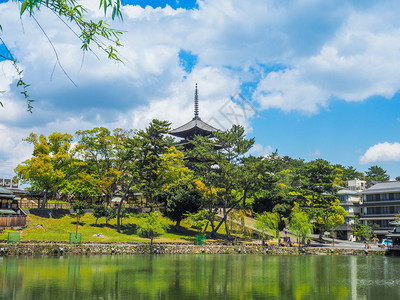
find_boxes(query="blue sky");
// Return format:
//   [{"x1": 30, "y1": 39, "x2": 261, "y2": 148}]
[
  {"x1": 2, "y1": 0, "x2": 400, "y2": 179},
  {"x1": 126, "y1": 0, "x2": 197, "y2": 9}
]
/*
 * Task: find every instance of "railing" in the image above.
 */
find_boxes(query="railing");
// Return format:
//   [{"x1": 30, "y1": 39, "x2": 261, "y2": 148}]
[
  {"x1": 387, "y1": 245, "x2": 400, "y2": 250},
  {"x1": 20, "y1": 202, "x2": 72, "y2": 209},
  {"x1": 360, "y1": 213, "x2": 395, "y2": 217},
  {"x1": 19, "y1": 202, "x2": 148, "y2": 210}
]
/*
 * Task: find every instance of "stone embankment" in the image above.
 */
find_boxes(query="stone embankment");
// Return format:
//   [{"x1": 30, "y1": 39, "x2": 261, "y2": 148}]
[{"x1": 0, "y1": 243, "x2": 385, "y2": 256}]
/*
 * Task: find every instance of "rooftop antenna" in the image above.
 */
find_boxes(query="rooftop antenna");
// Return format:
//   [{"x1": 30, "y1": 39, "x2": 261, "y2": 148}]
[{"x1": 194, "y1": 83, "x2": 199, "y2": 119}]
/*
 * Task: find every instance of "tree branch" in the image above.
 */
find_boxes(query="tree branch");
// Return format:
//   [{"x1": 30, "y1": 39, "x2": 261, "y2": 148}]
[{"x1": 31, "y1": 14, "x2": 78, "y2": 87}]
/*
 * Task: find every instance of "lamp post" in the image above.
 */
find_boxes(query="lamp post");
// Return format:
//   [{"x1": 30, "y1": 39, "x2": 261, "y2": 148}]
[{"x1": 76, "y1": 209, "x2": 79, "y2": 238}]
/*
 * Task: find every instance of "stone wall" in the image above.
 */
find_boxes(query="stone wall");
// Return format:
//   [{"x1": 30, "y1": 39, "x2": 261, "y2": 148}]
[{"x1": 0, "y1": 243, "x2": 385, "y2": 256}]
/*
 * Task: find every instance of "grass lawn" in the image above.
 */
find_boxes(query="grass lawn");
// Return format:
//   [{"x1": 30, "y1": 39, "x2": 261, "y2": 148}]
[{"x1": 0, "y1": 212, "x2": 234, "y2": 244}]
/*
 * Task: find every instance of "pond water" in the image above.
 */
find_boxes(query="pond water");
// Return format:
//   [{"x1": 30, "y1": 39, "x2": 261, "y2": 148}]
[{"x1": 1, "y1": 254, "x2": 399, "y2": 299}]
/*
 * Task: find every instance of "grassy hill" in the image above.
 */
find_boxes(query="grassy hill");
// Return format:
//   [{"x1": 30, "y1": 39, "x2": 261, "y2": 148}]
[{"x1": 0, "y1": 211, "x2": 233, "y2": 244}]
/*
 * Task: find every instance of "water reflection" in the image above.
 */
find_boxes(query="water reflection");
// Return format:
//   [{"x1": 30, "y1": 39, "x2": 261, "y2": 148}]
[{"x1": 1, "y1": 254, "x2": 400, "y2": 299}]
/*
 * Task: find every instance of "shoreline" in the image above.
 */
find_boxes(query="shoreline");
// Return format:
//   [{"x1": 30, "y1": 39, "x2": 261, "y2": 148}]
[{"x1": 0, "y1": 243, "x2": 386, "y2": 256}]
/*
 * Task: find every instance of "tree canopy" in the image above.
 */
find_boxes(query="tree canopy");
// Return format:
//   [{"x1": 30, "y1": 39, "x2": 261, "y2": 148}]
[
  {"x1": 15, "y1": 132, "x2": 73, "y2": 208},
  {"x1": 365, "y1": 165, "x2": 390, "y2": 182},
  {"x1": 17, "y1": 120, "x2": 398, "y2": 242}
]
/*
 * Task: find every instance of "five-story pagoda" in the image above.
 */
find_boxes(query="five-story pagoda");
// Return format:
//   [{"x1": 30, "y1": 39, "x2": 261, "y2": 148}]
[{"x1": 170, "y1": 84, "x2": 220, "y2": 149}]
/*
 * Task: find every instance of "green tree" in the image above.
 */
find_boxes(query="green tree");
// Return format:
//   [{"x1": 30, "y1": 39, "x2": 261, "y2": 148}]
[
  {"x1": 299, "y1": 159, "x2": 338, "y2": 204},
  {"x1": 339, "y1": 165, "x2": 362, "y2": 182},
  {"x1": 352, "y1": 220, "x2": 376, "y2": 241},
  {"x1": 305, "y1": 200, "x2": 347, "y2": 239},
  {"x1": 15, "y1": 132, "x2": 73, "y2": 208},
  {"x1": 72, "y1": 200, "x2": 88, "y2": 223},
  {"x1": 73, "y1": 127, "x2": 132, "y2": 205},
  {"x1": 365, "y1": 165, "x2": 390, "y2": 182},
  {"x1": 187, "y1": 125, "x2": 257, "y2": 239},
  {"x1": 289, "y1": 210, "x2": 313, "y2": 245},
  {"x1": 186, "y1": 211, "x2": 209, "y2": 233},
  {"x1": 119, "y1": 207, "x2": 128, "y2": 226},
  {"x1": 116, "y1": 124, "x2": 184, "y2": 232},
  {"x1": 59, "y1": 165, "x2": 102, "y2": 201},
  {"x1": 105, "y1": 207, "x2": 117, "y2": 225},
  {"x1": 93, "y1": 204, "x2": 107, "y2": 225},
  {"x1": 136, "y1": 211, "x2": 169, "y2": 246},
  {"x1": 136, "y1": 119, "x2": 172, "y2": 204},
  {"x1": 0, "y1": 0, "x2": 123, "y2": 110},
  {"x1": 252, "y1": 157, "x2": 285, "y2": 216},
  {"x1": 276, "y1": 159, "x2": 347, "y2": 238},
  {"x1": 158, "y1": 146, "x2": 191, "y2": 187},
  {"x1": 116, "y1": 134, "x2": 141, "y2": 232},
  {"x1": 162, "y1": 178, "x2": 202, "y2": 227},
  {"x1": 254, "y1": 212, "x2": 280, "y2": 245}
]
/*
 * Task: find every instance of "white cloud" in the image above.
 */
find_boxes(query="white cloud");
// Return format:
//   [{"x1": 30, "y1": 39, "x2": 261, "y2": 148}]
[
  {"x1": 3, "y1": 0, "x2": 400, "y2": 176},
  {"x1": 359, "y1": 142, "x2": 400, "y2": 164},
  {"x1": 3, "y1": 0, "x2": 400, "y2": 119},
  {"x1": 254, "y1": 1, "x2": 400, "y2": 114},
  {"x1": 129, "y1": 67, "x2": 243, "y2": 131},
  {"x1": 0, "y1": 61, "x2": 18, "y2": 92},
  {"x1": 248, "y1": 144, "x2": 273, "y2": 157},
  {"x1": 310, "y1": 149, "x2": 321, "y2": 157},
  {"x1": 255, "y1": 69, "x2": 329, "y2": 114},
  {"x1": 0, "y1": 124, "x2": 32, "y2": 177}
]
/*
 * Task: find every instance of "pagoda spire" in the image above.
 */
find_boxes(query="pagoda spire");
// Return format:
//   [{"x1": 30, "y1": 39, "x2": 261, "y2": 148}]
[
  {"x1": 194, "y1": 83, "x2": 199, "y2": 120},
  {"x1": 170, "y1": 83, "x2": 221, "y2": 144}
]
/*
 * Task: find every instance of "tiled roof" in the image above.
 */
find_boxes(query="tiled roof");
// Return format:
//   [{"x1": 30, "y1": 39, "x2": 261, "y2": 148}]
[
  {"x1": 0, "y1": 187, "x2": 16, "y2": 200},
  {"x1": 0, "y1": 187, "x2": 13, "y2": 195},
  {"x1": 170, "y1": 118, "x2": 220, "y2": 138},
  {"x1": 361, "y1": 181, "x2": 400, "y2": 194},
  {"x1": 337, "y1": 189, "x2": 358, "y2": 195}
]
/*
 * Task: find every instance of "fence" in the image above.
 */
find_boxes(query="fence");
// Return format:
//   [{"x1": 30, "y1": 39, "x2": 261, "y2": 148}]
[
  {"x1": 7, "y1": 232, "x2": 20, "y2": 244},
  {"x1": 20, "y1": 202, "x2": 147, "y2": 210},
  {"x1": 69, "y1": 233, "x2": 82, "y2": 245},
  {"x1": 195, "y1": 234, "x2": 206, "y2": 246},
  {"x1": 20, "y1": 202, "x2": 72, "y2": 209},
  {"x1": 0, "y1": 216, "x2": 27, "y2": 227}
]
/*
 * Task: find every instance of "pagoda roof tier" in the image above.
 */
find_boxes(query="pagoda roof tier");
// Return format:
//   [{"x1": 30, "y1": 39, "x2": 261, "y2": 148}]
[{"x1": 170, "y1": 117, "x2": 220, "y2": 138}]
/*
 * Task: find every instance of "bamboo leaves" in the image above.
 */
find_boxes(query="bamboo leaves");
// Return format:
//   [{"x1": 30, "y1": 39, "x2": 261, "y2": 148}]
[{"x1": 2, "y1": 0, "x2": 124, "y2": 111}]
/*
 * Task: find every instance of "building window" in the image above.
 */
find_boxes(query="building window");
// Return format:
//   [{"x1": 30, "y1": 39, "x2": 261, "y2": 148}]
[
  {"x1": 369, "y1": 220, "x2": 390, "y2": 228},
  {"x1": 366, "y1": 206, "x2": 400, "y2": 215}
]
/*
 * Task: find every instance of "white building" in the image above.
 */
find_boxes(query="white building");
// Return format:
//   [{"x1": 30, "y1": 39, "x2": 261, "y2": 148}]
[
  {"x1": 347, "y1": 179, "x2": 366, "y2": 191},
  {"x1": 336, "y1": 189, "x2": 362, "y2": 241},
  {"x1": 360, "y1": 181, "x2": 400, "y2": 238}
]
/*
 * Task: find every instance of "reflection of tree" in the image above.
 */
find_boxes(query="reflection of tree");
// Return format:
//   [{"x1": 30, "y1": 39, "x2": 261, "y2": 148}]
[
  {"x1": 4, "y1": 255, "x2": 399, "y2": 299},
  {"x1": 1, "y1": 259, "x2": 22, "y2": 298},
  {"x1": 68, "y1": 257, "x2": 81, "y2": 294}
]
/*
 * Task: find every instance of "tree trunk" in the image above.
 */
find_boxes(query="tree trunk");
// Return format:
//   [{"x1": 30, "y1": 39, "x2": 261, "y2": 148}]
[
  {"x1": 210, "y1": 219, "x2": 216, "y2": 238},
  {"x1": 149, "y1": 195, "x2": 154, "y2": 212},
  {"x1": 223, "y1": 201, "x2": 231, "y2": 239},
  {"x1": 214, "y1": 194, "x2": 245, "y2": 234},
  {"x1": 202, "y1": 221, "x2": 209, "y2": 233},
  {"x1": 40, "y1": 189, "x2": 48, "y2": 209},
  {"x1": 242, "y1": 190, "x2": 247, "y2": 207},
  {"x1": 117, "y1": 179, "x2": 135, "y2": 233}
]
